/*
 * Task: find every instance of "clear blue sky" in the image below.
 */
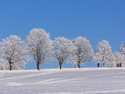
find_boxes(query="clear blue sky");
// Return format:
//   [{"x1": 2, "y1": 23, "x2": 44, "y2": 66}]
[{"x1": 0, "y1": 0, "x2": 125, "y2": 69}]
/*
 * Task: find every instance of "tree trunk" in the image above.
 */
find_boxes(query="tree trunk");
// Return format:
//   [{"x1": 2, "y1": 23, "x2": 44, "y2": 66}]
[
  {"x1": 103, "y1": 63, "x2": 104, "y2": 67},
  {"x1": 102, "y1": 56, "x2": 105, "y2": 67},
  {"x1": 37, "y1": 63, "x2": 40, "y2": 70},
  {"x1": 59, "y1": 63, "x2": 62, "y2": 70},
  {"x1": 78, "y1": 62, "x2": 80, "y2": 68},
  {"x1": 9, "y1": 62, "x2": 12, "y2": 71},
  {"x1": 78, "y1": 55, "x2": 80, "y2": 68}
]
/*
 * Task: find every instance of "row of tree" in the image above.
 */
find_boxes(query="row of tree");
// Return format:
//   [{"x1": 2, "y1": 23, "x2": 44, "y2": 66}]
[
  {"x1": 0, "y1": 28, "x2": 124, "y2": 71},
  {"x1": 95, "y1": 40, "x2": 125, "y2": 67}
]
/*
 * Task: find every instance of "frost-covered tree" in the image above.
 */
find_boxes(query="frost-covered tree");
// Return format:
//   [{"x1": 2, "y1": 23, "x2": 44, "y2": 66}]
[
  {"x1": 0, "y1": 63, "x2": 5, "y2": 70},
  {"x1": 53, "y1": 37, "x2": 75, "y2": 69},
  {"x1": 120, "y1": 42, "x2": 125, "y2": 56},
  {"x1": 25, "y1": 28, "x2": 52, "y2": 70},
  {"x1": 0, "y1": 35, "x2": 27, "y2": 71},
  {"x1": 95, "y1": 40, "x2": 112, "y2": 67},
  {"x1": 72, "y1": 36, "x2": 93, "y2": 68},
  {"x1": 114, "y1": 52, "x2": 122, "y2": 67}
]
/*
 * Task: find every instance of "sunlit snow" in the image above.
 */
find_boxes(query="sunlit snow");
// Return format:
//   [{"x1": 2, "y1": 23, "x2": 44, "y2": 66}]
[{"x1": 0, "y1": 68, "x2": 125, "y2": 94}]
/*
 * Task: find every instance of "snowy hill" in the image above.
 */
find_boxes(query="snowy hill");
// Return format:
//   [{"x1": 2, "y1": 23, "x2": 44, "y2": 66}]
[{"x1": 0, "y1": 68, "x2": 125, "y2": 94}]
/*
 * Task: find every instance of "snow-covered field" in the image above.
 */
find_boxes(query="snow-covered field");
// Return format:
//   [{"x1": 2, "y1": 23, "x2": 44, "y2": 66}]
[{"x1": 0, "y1": 68, "x2": 125, "y2": 94}]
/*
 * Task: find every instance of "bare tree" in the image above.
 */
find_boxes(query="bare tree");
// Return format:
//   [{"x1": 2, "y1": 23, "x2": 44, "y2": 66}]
[
  {"x1": 53, "y1": 37, "x2": 75, "y2": 69},
  {"x1": 72, "y1": 36, "x2": 93, "y2": 68},
  {"x1": 114, "y1": 52, "x2": 123, "y2": 67},
  {"x1": 95, "y1": 40, "x2": 112, "y2": 67},
  {"x1": 120, "y1": 42, "x2": 125, "y2": 56},
  {"x1": 0, "y1": 35, "x2": 27, "y2": 71},
  {"x1": 25, "y1": 28, "x2": 52, "y2": 70}
]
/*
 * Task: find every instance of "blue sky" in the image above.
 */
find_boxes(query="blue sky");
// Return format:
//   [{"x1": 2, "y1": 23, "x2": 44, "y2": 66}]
[{"x1": 0, "y1": 0, "x2": 125, "y2": 69}]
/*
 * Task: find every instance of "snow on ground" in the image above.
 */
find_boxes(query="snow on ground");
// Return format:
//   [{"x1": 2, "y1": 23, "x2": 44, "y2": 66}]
[{"x1": 0, "y1": 68, "x2": 125, "y2": 94}]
